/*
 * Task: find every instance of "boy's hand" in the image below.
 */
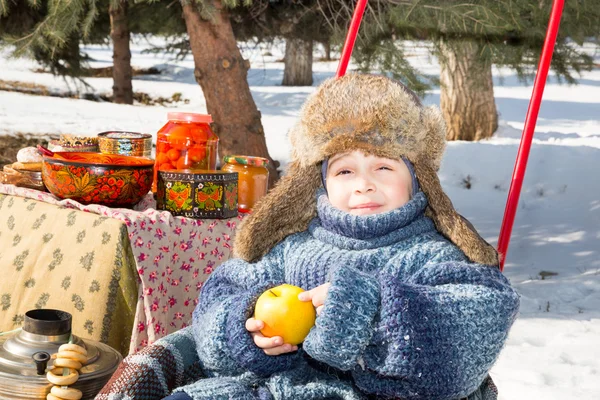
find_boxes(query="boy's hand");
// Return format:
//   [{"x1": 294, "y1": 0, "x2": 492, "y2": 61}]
[
  {"x1": 298, "y1": 283, "x2": 331, "y2": 315},
  {"x1": 245, "y1": 318, "x2": 298, "y2": 356}
]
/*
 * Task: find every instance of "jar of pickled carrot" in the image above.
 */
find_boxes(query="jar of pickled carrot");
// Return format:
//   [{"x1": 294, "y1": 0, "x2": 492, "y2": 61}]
[
  {"x1": 153, "y1": 112, "x2": 218, "y2": 192},
  {"x1": 221, "y1": 155, "x2": 269, "y2": 213}
]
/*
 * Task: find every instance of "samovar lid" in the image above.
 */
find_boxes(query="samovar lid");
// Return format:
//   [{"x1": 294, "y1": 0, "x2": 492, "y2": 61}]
[{"x1": 23, "y1": 309, "x2": 72, "y2": 336}]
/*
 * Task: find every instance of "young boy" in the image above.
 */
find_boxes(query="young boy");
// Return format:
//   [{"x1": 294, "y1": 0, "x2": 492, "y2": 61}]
[{"x1": 168, "y1": 74, "x2": 519, "y2": 399}]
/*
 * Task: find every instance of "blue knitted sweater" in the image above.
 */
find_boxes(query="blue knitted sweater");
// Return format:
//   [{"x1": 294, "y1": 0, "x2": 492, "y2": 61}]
[{"x1": 181, "y1": 191, "x2": 520, "y2": 400}]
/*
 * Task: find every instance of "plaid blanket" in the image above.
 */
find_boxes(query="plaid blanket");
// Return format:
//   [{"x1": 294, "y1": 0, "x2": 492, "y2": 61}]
[
  {"x1": 97, "y1": 324, "x2": 498, "y2": 400},
  {"x1": 96, "y1": 327, "x2": 202, "y2": 399}
]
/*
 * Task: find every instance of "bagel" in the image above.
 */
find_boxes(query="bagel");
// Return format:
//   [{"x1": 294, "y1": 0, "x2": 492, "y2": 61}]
[
  {"x1": 58, "y1": 344, "x2": 87, "y2": 356},
  {"x1": 46, "y1": 368, "x2": 79, "y2": 386},
  {"x1": 50, "y1": 386, "x2": 82, "y2": 400},
  {"x1": 55, "y1": 351, "x2": 87, "y2": 364},
  {"x1": 47, "y1": 394, "x2": 62, "y2": 400},
  {"x1": 53, "y1": 358, "x2": 82, "y2": 370}
]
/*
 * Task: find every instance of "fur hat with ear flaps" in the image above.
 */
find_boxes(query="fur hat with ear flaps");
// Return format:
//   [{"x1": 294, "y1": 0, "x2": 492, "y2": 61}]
[{"x1": 234, "y1": 74, "x2": 499, "y2": 267}]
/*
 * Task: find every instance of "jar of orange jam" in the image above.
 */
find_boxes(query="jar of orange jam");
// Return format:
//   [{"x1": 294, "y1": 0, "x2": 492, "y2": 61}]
[
  {"x1": 153, "y1": 112, "x2": 218, "y2": 192},
  {"x1": 221, "y1": 155, "x2": 269, "y2": 213}
]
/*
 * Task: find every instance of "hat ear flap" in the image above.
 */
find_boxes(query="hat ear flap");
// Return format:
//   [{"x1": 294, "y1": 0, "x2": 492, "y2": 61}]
[
  {"x1": 415, "y1": 160, "x2": 500, "y2": 266},
  {"x1": 421, "y1": 105, "x2": 447, "y2": 171},
  {"x1": 233, "y1": 162, "x2": 321, "y2": 262}
]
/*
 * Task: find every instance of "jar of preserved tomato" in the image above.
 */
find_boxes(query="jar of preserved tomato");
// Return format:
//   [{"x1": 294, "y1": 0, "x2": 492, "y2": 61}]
[
  {"x1": 153, "y1": 112, "x2": 218, "y2": 192},
  {"x1": 221, "y1": 155, "x2": 269, "y2": 213}
]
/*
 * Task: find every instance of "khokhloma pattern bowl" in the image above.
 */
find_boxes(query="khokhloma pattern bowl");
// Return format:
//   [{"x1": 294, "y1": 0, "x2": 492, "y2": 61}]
[{"x1": 42, "y1": 152, "x2": 154, "y2": 207}]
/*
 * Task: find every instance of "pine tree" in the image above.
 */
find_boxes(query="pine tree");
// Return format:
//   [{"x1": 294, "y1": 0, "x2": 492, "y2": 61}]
[
  {"x1": 1, "y1": 0, "x2": 280, "y2": 181},
  {"x1": 179, "y1": 1, "x2": 282, "y2": 183},
  {"x1": 348, "y1": 0, "x2": 600, "y2": 141},
  {"x1": 0, "y1": 0, "x2": 97, "y2": 78},
  {"x1": 229, "y1": 1, "x2": 335, "y2": 86},
  {"x1": 109, "y1": 0, "x2": 133, "y2": 104}
]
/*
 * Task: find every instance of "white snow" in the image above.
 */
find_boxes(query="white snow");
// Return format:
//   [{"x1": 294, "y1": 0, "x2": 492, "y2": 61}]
[{"x1": 1, "y1": 37, "x2": 599, "y2": 399}]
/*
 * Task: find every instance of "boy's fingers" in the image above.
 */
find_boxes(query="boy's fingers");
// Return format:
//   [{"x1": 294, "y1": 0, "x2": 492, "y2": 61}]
[
  {"x1": 245, "y1": 318, "x2": 264, "y2": 332},
  {"x1": 253, "y1": 334, "x2": 283, "y2": 349},
  {"x1": 313, "y1": 283, "x2": 332, "y2": 307},
  {"x1": 311, "y1": 290, "x2": 327, "y2": 308},
  {"x1": 316, "y1": 305, "x2": 324, "y2": 315},
  {"x1": 298, "y1": 291, "x2": 311, "y2": 302},
  {"x1": 263, "y1": 344, "x2": 298, "y2": 356}
]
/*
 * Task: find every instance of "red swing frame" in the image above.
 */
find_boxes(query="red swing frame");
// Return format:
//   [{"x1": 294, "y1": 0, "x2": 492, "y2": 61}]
[{"x1": 336, "y1": 0, "x2": 566, "y2": 271}]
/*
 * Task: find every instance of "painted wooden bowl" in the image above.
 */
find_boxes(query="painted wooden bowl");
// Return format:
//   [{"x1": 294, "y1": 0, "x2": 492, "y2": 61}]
[{"x1": 42, "y1": 152, "x2": 155, "y2": 207}]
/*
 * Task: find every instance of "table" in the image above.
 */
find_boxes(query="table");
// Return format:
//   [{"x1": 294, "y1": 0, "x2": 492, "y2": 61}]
[
  {"x1": 0, "y1": 183, "x2": 242, "y2": 355},
  {"x1": 0, "y1": 193, "x2": 138, "y2": 356}
]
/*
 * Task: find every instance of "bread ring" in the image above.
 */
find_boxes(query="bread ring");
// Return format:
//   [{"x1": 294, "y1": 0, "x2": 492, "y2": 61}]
[
  {"x1": 46, "y1": 368, "x2": 79, "y2": 386},
  {"x1": 58, "y1": 344, "x2": 87, "y2": 356},
  {"x1": 50, "y1": 386, "x2": 82, "y2": 400},
  {"x1": 56, "y1": 351, "x2": 87, "y2": 364},
  {"x1": 54, "y1": 358, "x2": 82, "y2": 370}
]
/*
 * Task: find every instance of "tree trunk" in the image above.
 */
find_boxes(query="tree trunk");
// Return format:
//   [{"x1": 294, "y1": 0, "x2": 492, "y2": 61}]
[
  {"x1": 182, "y1": 2, "x2": 279, "y2": 185},
  {"x1": 323, "y1": 40, "x2": 332, "y2": 61},
  {"x1": 438, "y1": 40, "x2": 498, "y2": 141},
  {"x1": 109, "y1": 0, "x2": 133, "y2": 105},
  {"x1": 282, "y1": 38, "x2": 313, "y2": 86}
]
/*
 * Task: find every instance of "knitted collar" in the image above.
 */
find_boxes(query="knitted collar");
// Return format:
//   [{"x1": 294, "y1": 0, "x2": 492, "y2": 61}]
[{"x1": 308, "y1": 189, "x2": 435, "y2": 250}]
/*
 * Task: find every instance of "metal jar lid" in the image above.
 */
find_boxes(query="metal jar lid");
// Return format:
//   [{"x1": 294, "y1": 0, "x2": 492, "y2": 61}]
[
  {"x1": 223, "y1": 155, "x2": 269, "y2": 168},
  {"x1": 0, "y1": 310, "x2": 122, "y2": 399},
  {"x1": 97, "y1": 131, "x2": 153, "y2": 158}
]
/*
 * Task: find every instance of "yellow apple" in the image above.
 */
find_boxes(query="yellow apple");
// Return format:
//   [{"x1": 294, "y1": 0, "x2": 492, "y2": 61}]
[{"x1": 254, "y1": 284, "x2": 316, "y2": 345}]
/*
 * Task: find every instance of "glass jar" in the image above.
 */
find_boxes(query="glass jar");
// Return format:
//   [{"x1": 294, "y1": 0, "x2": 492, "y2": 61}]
[
  {"x1": 153, "y1": 112, "x2": 218, "y2": 192},
  {"x1": 221, "y1": 155, "x2": 269, "y2": 213}
]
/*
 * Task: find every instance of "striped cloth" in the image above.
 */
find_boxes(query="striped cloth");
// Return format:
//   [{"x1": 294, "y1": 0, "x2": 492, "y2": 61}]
[{"x1": 96, "y1": 327, "x2": 202, "y2": 399}]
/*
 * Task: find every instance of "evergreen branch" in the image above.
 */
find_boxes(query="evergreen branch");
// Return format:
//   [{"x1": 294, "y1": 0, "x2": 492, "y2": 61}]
[
  {"x1": 404, "y1": 0, "x2": 421, "y2": 21},
  {"x1": 141, "y1": 34, "x2": 191, "y2": 60},
  {"x1": 81, "y1": 0, "x2": 98, "y2": 38},
  {"x1": 0, "y1": 0, "x2": 10, "y2": 17},
  {"x1": 5, "y1": 18, "x2": 49, "y2": 54}
]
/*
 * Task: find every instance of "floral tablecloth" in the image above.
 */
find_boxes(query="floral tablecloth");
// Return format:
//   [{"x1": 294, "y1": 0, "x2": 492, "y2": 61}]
[{"x1": 0, "y1": 183, "x2": 243, "y2": 354}]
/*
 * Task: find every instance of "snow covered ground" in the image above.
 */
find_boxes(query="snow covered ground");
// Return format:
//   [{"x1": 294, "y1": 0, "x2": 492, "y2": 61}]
[{"x1": 1, "y1": 38, "x2": 599, "y2": 399}]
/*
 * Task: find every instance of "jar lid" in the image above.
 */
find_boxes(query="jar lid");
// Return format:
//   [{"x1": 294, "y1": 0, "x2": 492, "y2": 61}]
[
  {"x1": 98, "y1": 131, "x2": 153, "y2": 140},
  {"x1": 167, "y1": 112, "x2": 213, "y2": 124},
  {"x1": 224, "y1": 155, "x2": 269, "y2": 167}
]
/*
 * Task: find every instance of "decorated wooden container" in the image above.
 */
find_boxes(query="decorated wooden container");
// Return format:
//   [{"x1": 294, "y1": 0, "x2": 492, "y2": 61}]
[
  {"x1": 48, "y1": 135, "x2": 99, "y2": 153},
  {"x1": 98, "y1": 131, "x2": 153, "y2": 158},
  {"x1": 42, "y1": 152, "x2": 155, "y2": 207},
  {"x1": 157, "y1": 170, "x2": 238, "y2": 219}
]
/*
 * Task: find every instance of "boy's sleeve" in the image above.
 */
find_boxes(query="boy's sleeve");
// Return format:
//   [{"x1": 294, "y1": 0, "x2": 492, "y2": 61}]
[
  {"x1": 303, "y1": 242, "x2": 520, "y2": 399},
  {"x1": 192, "y1": 240, "x2": 301, "y2": 378}
]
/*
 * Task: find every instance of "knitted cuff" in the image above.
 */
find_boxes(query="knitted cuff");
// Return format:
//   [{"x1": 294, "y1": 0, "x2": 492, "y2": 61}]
[
  {"x1": 303, "y1": 265, "x2": 380, "y2": 371},
  {"x1": 225, "y1": 287, "x2": 301, "y2": 377},
  {"x1": 174, "y1": 376, "x2": 263, "y2": 400},
  {"x1": 162, "y1": 392, "x2": 194, "y2": 400}
]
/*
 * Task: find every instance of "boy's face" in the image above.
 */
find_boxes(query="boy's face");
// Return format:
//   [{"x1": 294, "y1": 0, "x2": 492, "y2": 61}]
[{"x1": 326, "y1": 150, "x2": 412, "y2": 216}]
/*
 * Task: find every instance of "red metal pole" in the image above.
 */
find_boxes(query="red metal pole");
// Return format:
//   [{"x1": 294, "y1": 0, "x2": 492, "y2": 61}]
[
  {"x1": 497, "y1": 0, "x2": 565, "y2": 271},
  {"x1": 336, "y1": 0, "x2": 369, "y2": 78}
]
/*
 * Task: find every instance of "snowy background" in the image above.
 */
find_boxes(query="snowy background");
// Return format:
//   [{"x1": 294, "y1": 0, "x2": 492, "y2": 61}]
[{"x1": 1, "y1": 38, "x2": 599, "y2": 399}]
